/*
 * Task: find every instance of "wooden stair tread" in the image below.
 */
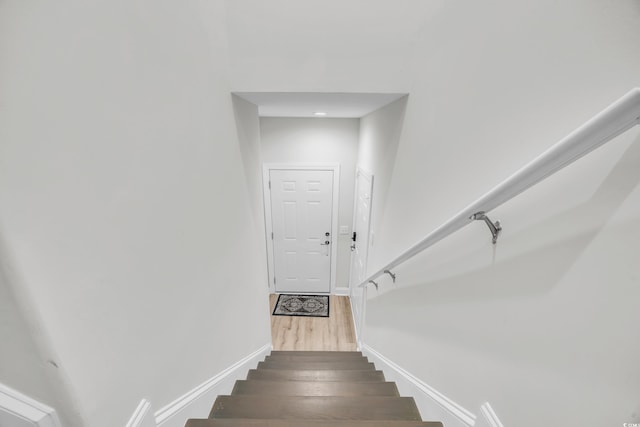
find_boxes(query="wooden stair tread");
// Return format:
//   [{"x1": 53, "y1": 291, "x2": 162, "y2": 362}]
[
  {"x1": 257, "y1": 361, "x2": 375, "y2": 371},
  {"x1": 187, "y1": 420, "x2": 443, "y2": 427},
  {"x1": 246, "y1": 369, "x2": 386, "y2": 382},
  {"x1": 209, "y1": 396, "x2": 422, "y2": 421},
  {"x1": 232, "y1": 380, "x2": 399, "y2": 397}
]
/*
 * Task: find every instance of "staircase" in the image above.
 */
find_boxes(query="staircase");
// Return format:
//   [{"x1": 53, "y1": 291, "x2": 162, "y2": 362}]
[{"x1": 185, "y1": 351, "x2": 443, "y2": 427}]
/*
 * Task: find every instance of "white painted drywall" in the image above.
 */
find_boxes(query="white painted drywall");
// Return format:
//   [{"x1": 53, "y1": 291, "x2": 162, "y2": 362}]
[
  {"x1": 232, "y1": 95, "x2": 266, "y2": 228},
  {"x1": 357, "y1": 96, "x2": 409, "y2": 270},
  {"x1": 0, "y1": 260, "x2": 79, "y2": 427},
  {"x1": 224, "y1": 0, "x2": 435, "y2": 93},
  {"x1": 260, "y1": 118, "x2": 359, "y2": 291},
  {"x1": 224, "y1": 0, "x2": 640, "y2": 425},
  {"x1": 231, "y1": 95, "x2": 269, "y2": 285},
  {"x1": 0, "y1": 2, "x2": 271, "y2": 427},
  {"x1": 352, "y1": 96, "x2": 408, "y2": 339},
  {"x1": 364, "y1": 129, "x2": 640, "y2": 426},
  {"x1": 356, "y1": 2, "x2": 640, "y2": 426}
]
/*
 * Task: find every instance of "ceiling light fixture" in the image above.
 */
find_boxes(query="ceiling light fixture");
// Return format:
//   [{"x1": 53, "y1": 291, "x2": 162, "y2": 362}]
[{"x1": 313, "y1": 111, "x2": 327, "y2": 116}]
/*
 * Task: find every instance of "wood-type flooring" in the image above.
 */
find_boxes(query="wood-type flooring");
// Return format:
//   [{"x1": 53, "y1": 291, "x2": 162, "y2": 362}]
[{"x1": 270, "y1": 294, "x2": 357, "y2": 351}]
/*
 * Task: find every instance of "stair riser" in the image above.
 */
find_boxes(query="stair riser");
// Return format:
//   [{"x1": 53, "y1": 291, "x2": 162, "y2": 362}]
[
  {"x1": 257, "y1": 361, "x2": 375, "y2": 371},
  {"x1": 232, "y1": 380, "x2": 399, "y2": 397},
  {"x1": 246, "y1": 369, "x2": 386, "y2": 382},
  {"x1": 265, "y1": 355, "x2": 369, "y2": 363},
  {"x1": 270, "y1": 351, "x2": 363, "y2": 357},
  {"x1": 186, "y1": 420, "x2": 444, "y2": 427}
]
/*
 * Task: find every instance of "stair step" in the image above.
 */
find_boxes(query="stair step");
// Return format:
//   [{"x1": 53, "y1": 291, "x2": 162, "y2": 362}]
[
  {"x1": 232, "y1": 380, "x2": 399, "y2": 397},
  {"x1": 209, "y1": 396, "x2": 422, "y2": 421},
  {"x1": 257, "y1": 361, "x2": 375, "y2": 371},
  {"x1": 265, "y1": 354, "x2": 368, "y2": 363},
  {"x1": 246, "y1": 369, "x2": 385, "y2": 382},
  {"x1": 269, "y1": 351, "x2": 364, "y2": 358},
  {"x1": 187, "y1": 419, "x2": 443, "y2": 427}
]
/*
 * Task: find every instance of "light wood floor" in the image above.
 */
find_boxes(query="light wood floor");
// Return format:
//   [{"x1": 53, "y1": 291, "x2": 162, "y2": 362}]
[{"x1": 270, "y1": 294, "x2": 357, "y2": 351}]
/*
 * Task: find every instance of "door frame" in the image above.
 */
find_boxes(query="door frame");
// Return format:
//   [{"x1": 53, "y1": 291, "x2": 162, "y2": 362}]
[
  {"x1": 349, "y1": 167, "x2": 374, "y2": 346},
  {"x1": 263, "y1": 163, "x2": 341, "y2": 294},
  {"x1": 349, "y1": 167, "x2": 374, "y2": 289}
]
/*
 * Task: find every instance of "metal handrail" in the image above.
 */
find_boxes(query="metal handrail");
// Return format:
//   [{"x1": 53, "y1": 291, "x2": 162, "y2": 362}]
[{"x1": 360, "y1": 88, "x2": 640, "y2": 288}]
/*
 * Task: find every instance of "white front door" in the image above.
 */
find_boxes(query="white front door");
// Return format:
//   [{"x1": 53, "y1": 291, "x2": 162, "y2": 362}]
[
  {"x1": 349, "y1": 169, "x2": 373, "y2": 334},
  {"x1": 270, "y1": 169, "x2": 334, "y2": 293}
]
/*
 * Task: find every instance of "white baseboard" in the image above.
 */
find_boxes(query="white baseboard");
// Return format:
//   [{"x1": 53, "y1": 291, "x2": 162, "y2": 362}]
[
  {"x1": 126, "y1": 399, "x2": 154, "y2": 427},
  {"x1": 350, "y1": 300, "x2": 361, "y2": 350},
  {"x1": 361, "y1": 345, "x2": 505, "y2": 427},
  {"x1": 333, "y1": 287, "x2": 350, "y2": 296},
  {"x1": 347, "y1": 293, "x2": 361, "y2": 350},
  {"x1": 126, "y1": 342, "x2": 503, "y2": 427},
  {"x1": 0, "y1": 383, "x2": 61, "y2": 427},
  {"x1": 361, "y1": 344, "x2": 476, "y2": 427},
  {"x1": 153, "y1": 343, "x2": 272, "y2": 427},
  {"x1": 479, "y1": 402, "x2": 504, "y2": 427}
]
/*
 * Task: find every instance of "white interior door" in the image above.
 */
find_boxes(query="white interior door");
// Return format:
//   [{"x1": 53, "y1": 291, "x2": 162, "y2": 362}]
[
  {"x1": 270, "y1": 169, "x2": 334, "y2": 293},
  {"x1": 349, "y1": 169, "x2": 373, "y2": 335}
]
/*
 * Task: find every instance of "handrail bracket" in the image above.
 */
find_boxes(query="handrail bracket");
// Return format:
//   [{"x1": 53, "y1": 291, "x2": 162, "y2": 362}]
[
  {"x1": 383, "y1": 270, "x2": 396, "y2": 283},
  {"x1": 470, "y1": 211, "x2": 502, "y2": 244},
  {"x1": 368, "y1": 280, "x2": 379, "y2": 290}
]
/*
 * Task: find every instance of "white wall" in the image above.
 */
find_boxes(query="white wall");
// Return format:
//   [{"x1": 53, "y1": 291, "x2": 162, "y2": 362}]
[
  {"x1": 0, "y1": 248, "x2": 80, "y2": 427},
  {"x1": 0, "y1": 2, "x2": 271, "y2": 427},
  {"x1": 350, "y1": 97, "x2": 408, "y2": 337},
  {"x1": 364, "y1": 127, "x2": 640, "y2": 427},
  {"x1": 232, "y1": 95, "x2": 269, "y2": 285},
  {"x1": 232, "y1": 95, "x2": 265, "y2": 227},
  {"x1": 359, "y1": 2, "x2": 640, "y2": 426},
  {"x1": 226, "y1": 0, "x2": 640, "y2": 426},
  {"x1": 260, "y1": 118, "x2": 360, "y2": 291},
  {"x1": 357, "y1": 97, "x2": 409, "y2": 271}
]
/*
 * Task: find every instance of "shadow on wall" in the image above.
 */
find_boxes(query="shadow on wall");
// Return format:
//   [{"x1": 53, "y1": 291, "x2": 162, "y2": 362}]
[
  {"x1": 359, "y1": 95, "x2": 409, "y2": 272},
  {"x1": 371, "y1": 95, "x2": 409, "y2": 225},
  {"x1": 363, "y1": 135, "x2": 640, "y2": 418},
  {"x1": 230, "y1": 94, "x2": 264, "y2": 228},
  {"x1": 368, "y1": 134, "x2": 640, "y2": 309}
]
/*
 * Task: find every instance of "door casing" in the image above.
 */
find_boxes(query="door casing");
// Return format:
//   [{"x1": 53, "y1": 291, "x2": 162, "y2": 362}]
[
  {"x1": 263, "y1": 163, "x2": 340, "y2": 294},
  {"x1": 349, "y1": 167, "x2": 374, "y2": 343}
]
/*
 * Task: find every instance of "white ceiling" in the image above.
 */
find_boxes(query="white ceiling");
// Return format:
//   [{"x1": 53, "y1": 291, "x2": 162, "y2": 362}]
[{"x1": 233, "y1": 92, "x2": 407, "y2": 118}]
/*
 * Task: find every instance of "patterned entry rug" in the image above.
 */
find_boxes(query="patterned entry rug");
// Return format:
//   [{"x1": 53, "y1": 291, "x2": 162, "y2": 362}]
[{"x1": 272, "y1": 294, "x2": 330, "y2": 318}]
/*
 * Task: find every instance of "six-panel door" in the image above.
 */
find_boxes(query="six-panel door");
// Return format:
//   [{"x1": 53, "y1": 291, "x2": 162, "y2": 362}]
[{"x1": 270, "y1": 169, "x2": 334, "y2": 293}]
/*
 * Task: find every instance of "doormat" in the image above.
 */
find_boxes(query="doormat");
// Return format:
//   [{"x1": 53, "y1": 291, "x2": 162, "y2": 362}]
[{"x1": 272, "y1": 294, "x2": 329, "y2": 318}]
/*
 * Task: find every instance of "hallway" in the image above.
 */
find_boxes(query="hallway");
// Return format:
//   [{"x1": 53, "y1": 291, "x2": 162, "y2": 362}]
[{"x1": 269, "y1": 294, "x2": 357, "y2": 351}]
